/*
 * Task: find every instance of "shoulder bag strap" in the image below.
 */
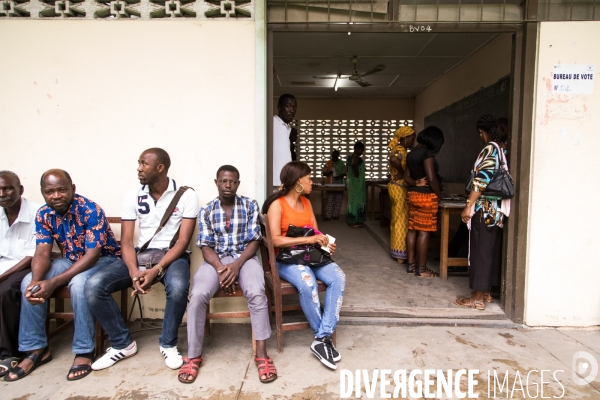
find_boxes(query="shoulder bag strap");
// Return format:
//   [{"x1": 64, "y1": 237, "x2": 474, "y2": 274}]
[
  {"x1": 138, "y1": 186, "x2": 191, "y2": 253},
  {"x1": 489, "y1": 141, "x2": 508, "y2": 169}
]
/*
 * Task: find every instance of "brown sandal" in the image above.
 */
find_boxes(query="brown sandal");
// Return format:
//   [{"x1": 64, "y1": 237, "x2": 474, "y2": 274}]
[
  {"x1": 415, "y1": 265, "x2": 439, "y2": 278},
  {"x1": 472, "y1": 291, "x2": 493, "y2": 303},
  {"x1": 178, "y1": 356, "x2": 202, "y2": 384},
  {"x1": 255, "y1": 357, "x2": 277, "y2": 383},
  {"x1": 454, "y1": 297, "x2": 486, "y2": 310}
]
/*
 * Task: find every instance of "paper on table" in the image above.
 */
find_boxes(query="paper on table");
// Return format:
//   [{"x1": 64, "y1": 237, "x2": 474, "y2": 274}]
[{"x1": 322, "y1": 234, "x2": 336, "y2": 253}]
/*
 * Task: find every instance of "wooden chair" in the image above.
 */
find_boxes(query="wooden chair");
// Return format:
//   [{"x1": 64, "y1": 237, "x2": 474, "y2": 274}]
[
  {"x1": 46, "y1": 217, "x2": 128, "y2": 353},
  {"x1": 204, "y1": 284, "x2": 256, "y2": 354},
  {"x1": 258, "y1": 213, "x2": 336, "y2": 353}
]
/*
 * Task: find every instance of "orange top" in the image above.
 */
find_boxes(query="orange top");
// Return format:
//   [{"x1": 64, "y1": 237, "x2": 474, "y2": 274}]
[{"x1": 278, "y1": 196, "x2": 316, "y2": 237}]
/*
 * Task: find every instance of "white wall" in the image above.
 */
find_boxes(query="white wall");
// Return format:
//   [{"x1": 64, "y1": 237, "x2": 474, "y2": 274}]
[
  {"x1": 414, "y1": 33, "x2": 512, "y2": 133},
  {"x1": 524, "y1": 21, "x2": 600, "y2": 327},
  {"x1": 0, "y1": 20, "x2": 258, "y2": 318}
]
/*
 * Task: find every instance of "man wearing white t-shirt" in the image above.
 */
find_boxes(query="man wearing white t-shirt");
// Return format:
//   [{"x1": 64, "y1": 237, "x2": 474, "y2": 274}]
[
  {"x1": 273, "y1": 94, "x2": 297, "y2": 186},
  {"x1": 0, "y1": 171, "x2": 40, "y2": 376},
  {"x1": 86, "y1": 148, "x2": 199, "y2": 371}
]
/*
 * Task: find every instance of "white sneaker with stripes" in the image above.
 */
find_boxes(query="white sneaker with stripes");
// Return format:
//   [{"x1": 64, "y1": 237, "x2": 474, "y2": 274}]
[
  {"x1": 91, "y1": 341, "x2": 138, "y2": 370},
  {"x1": 160, "y1": 346, "x2": 183, "y2": 369}
]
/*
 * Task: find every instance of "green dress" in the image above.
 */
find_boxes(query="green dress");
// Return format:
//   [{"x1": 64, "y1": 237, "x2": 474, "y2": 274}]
[{"x1": 346, "y1": 154, "x2": 366, "y2": 224}]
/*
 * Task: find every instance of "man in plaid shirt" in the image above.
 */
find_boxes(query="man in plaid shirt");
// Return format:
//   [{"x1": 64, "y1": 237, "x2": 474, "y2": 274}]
[{"x1": 178, "y1": 165, "x2": 277, "y2": 384}]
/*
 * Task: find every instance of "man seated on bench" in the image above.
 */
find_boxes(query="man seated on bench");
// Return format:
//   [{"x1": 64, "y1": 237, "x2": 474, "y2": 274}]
[
  {"x1": 178, "y1": 165, "x2": 276, "y2": 384},
  {"x1": 87, "y1": 148, "x2": 198, "y2": 372},
  {"x1": 0, "y1": 171, "x2": 41, "y2": 378},
  {"x1": 5, "y1": 169, "x2": 120, "y2": 382}
]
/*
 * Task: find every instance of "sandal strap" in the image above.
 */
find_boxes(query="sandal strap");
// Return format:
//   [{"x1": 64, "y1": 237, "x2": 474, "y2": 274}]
[
  {"x1": 255, "y1": 357, "x2": 277, "y2": 376},
  {"x1": 418, "y1": 266, "x2": 439, "y2": 277},
  {"x1": 179, "y1": 356, "x2": 202, "y2": 374},
  {"x1": 25, "y1": 352, "x2": 42, "y2": 363},
  {"x1": 69, "y1": 364, "x2": 92, "y2": 373},
  {"x1": 5, "y1": 366, "x2": 26, "y2": 379}
]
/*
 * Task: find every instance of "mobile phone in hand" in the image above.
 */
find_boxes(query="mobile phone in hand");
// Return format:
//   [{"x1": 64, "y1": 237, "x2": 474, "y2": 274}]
[
  {"x1": 30, "y1": 284, "x2": 40, "y2": 294},
  {"x1": 322, "y1": 234, "x2": 336, "y2": 253}
]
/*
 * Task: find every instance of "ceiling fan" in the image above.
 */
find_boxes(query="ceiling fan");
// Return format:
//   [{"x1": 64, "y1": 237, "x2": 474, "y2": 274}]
[{"x1": 313, "y1": 56, "x2": 386, "y2": 88}]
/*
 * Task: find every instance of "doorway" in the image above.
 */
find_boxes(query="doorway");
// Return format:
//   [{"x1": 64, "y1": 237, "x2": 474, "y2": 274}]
[{"x1": 267, "y1": 24, "x2": 528, "y2": 324}]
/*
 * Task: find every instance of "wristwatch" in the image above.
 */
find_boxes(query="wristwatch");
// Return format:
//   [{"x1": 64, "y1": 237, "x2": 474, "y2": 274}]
[{"x1": 156, "y1": 264, "x2": 166, "y2": 278}]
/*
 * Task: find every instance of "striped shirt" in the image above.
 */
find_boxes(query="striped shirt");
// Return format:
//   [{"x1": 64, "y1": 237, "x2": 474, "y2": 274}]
[{"x1": 196, "y1": 195, "x2": 261, "y2": 260}]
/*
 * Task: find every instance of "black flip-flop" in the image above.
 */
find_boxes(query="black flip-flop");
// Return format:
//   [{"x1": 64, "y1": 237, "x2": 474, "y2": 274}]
[
  {"x1": 0, "y1": 357, "x2": 21, "y2": 378},
  {"x1": 4, "y1": 349, "x2": 52, "y2": 382},
  {"x1": 67, "y1": 353, "x2": 94, "y2": 381}
]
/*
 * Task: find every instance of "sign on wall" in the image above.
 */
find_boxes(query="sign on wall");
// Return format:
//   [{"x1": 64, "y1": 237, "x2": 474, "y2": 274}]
[{"x1": 552, "y1": 64, "x2": 595, "y2": 94}]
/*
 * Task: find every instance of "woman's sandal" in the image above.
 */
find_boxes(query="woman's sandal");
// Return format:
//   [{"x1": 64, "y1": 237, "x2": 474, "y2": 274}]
[
  {"x1": 4, "y1": 348, "x2": 52, "y2": 382},
  {"x1": 415, "y1": 265, "x2": 439, "y2": 278},
  {"x1": 471, "y1": 291, "x2": 493, "y2": 303},
  {"x1": 67, "y1": 352, "x2": 94, "y2": 381},
  {"x1": 407, "y1": 262, "x2": 417, "y2": 274},
  {"x1": 396, "y1": 258, "x2": 408, "y2": 265},
  {"x1": 454, "y1": 297, "x2": 486, "y2": 310},
  {"x1": 0, "y1": 357, "x2": 21, "y2": 378},
  {"x1": 178, "y1": 356, "x2": 202, "y2": 384},
  {"x1": 255, "y1": 356, "x2": 277, "y2": 383}
]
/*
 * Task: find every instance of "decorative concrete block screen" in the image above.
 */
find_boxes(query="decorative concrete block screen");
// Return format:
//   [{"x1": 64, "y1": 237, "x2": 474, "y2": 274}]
[
  {"x1": 0, "y1": 0, "x2": 253, "y2": 19},
  {"x1": 297, "y1": 119, "x2": 413, "y2": 180}
]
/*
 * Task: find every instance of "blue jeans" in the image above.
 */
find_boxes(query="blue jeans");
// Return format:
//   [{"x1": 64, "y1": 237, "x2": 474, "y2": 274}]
[
  {"x1": 276, "y1": 261, "x2": 345, "y2": 338},
  {"x1": 85, "y1": 255, "x2": 190, "y2": 350},
  {"x1": 19, "y1": 256, "x2": 116, "y2": 354}
]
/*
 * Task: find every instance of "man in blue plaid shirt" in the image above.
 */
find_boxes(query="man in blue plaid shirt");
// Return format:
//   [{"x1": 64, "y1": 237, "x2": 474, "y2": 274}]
[{"x1": 178, "y1": 165, "x2": 277, "y2": 384}]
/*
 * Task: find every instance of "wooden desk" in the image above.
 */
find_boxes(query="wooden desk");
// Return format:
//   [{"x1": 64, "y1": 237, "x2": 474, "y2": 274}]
[
  {"x1": 310, "y1": 185, "x2": 346, "y2": 217},
  {"x1": 366, "y1": 179, "x2": 389, "y2": 221},
  {"x1": 439, "y1": 200, "x2": 469, "y2": 280}
]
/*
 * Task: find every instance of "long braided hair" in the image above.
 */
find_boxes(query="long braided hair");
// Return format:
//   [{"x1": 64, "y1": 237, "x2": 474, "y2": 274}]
[{"x1": 476, "y1": 115, "x2": 503, "y2": 143}]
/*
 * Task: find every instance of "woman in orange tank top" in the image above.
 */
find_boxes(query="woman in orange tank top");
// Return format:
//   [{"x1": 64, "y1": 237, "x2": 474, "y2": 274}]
[{"x1": 262, "y1": 161, "x2": 346, "y2": 371}]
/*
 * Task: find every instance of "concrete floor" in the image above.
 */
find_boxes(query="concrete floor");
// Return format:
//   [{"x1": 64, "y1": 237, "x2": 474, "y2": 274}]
[
  {"x1": 319, "y1": 219, "x2": 506, "y2": 323},
  {"x1": 2, "y1": 324, "x2": 600, "y2": 399},
  {"x1": 5, "y1": 218, "x2": 598, "y2": 399}
]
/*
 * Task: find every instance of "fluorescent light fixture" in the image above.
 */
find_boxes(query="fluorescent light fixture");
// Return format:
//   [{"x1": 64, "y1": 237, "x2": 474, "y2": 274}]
[{"x1": 334, "y1": 75, "x2": 340, "y2": 91}]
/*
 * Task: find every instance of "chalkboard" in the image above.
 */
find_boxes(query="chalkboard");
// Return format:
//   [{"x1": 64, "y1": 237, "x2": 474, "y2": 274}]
[{"x1": 424, "y1": 76, "x2": 510, "y2": 184}]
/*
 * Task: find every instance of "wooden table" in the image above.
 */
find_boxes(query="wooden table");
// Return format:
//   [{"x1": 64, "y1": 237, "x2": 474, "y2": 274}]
[
  {"x1": 439, "y1": 200, "x2": 469, "y2": 280},
  {"x1": 366, "y1": 179, "x2": 390, "y2": 221},
  {"x1": 310, "y1": 185, "x2": 346, "y2": 217}
]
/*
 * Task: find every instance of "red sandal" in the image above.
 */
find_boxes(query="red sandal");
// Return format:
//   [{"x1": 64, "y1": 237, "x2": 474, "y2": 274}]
[
  {"x1": 178, "y1": 356, "x2": 202, "y2": 384},
  {"x1": 254, "y1": 356, "x2": 277, "y2": 383}
]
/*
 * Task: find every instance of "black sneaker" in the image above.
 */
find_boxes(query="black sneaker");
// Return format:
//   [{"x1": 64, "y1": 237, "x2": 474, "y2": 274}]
[
  {"x1": 311, "y1": 336, "x2": 336, "y2": 370},
  {"x1": 330, "y1": 339, "x2": 341, "y2": 362}
]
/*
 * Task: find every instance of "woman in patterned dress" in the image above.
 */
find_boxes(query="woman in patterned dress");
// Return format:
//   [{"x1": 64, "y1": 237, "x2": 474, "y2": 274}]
[
  {"x1": 388, "y1": 126, "x2": 416, "y2": 264},
  {"x1": 454, "y1": 115, "x2": 511, "y2": 311}
]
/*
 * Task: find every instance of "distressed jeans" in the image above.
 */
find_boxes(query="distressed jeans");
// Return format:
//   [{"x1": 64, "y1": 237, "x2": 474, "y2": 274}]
[
  {"x1": 19, "y1": 256, "x2": 116, "y2": 354},
  {"x1": 85, "y1": 255, "x2": 190, "y2": 350},
  {"x1": 276, "y1": 261, "x2": 346, "y2": 338}
]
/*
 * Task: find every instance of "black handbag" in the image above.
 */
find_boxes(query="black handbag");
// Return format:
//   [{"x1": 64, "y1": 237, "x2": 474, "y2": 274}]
[
  {"x1": 465, "y1": 142, "x2": 514, "y2": 199},
  {"x1": 275, "y1": 224, "x2": 333, "y2": 267}
]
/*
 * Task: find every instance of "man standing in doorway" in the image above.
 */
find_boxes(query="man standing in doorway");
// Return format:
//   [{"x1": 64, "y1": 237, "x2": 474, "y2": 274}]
[
  {"x1": 0, "y1": 171, "x2": 41, "y2": 377},
  {"x1": 87, "y1": 148, "x2": 199, "y2": 372},
  {"x1": 273, "y1": 94, "x2": 297, "y2": 187}
]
